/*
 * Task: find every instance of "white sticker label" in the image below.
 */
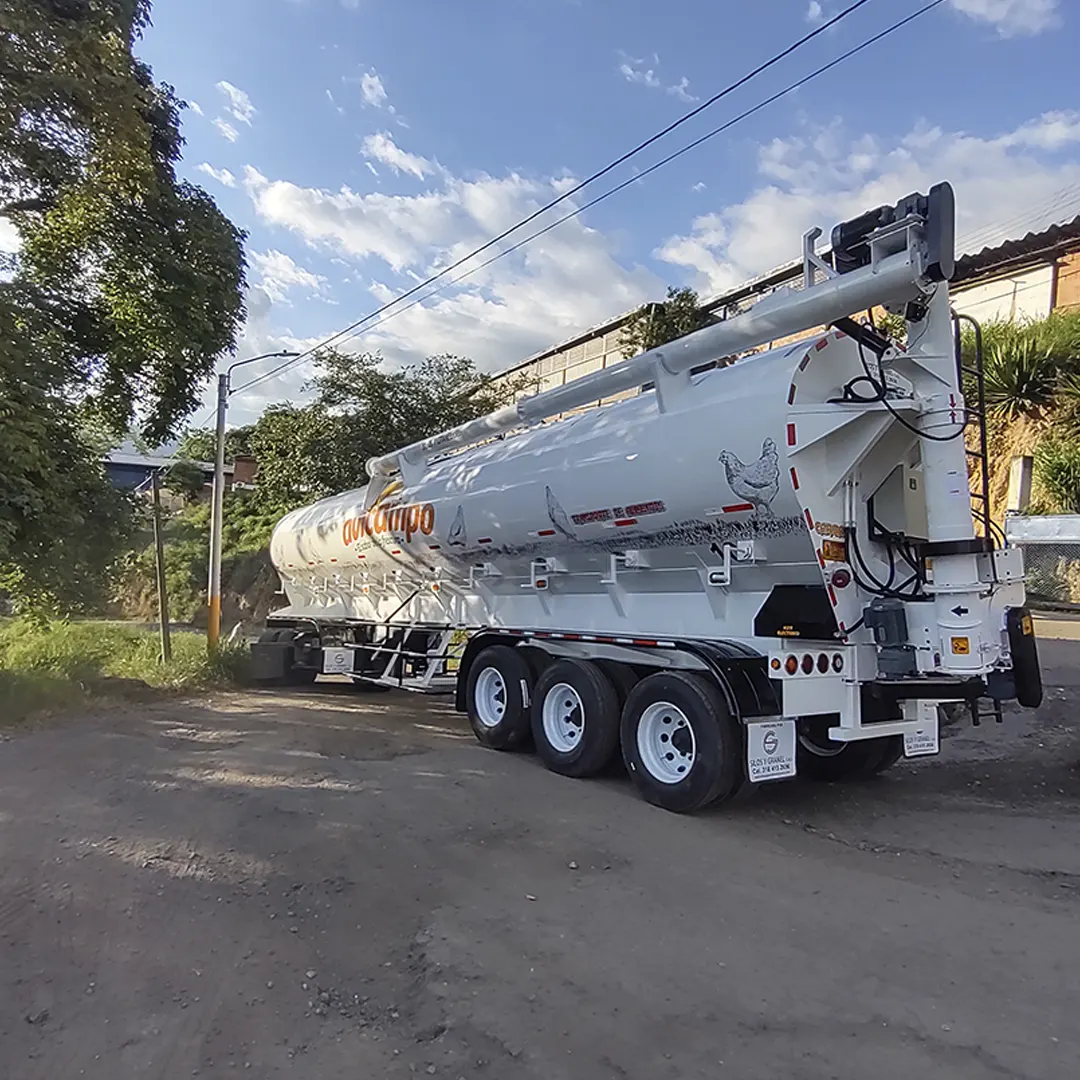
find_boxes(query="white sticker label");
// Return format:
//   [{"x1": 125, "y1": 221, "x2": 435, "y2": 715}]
[
  {"x1": 904, "y1": 720, "x2": 939, "y2": 757},
  {"x1": 322, "y1": 647, "x2": 354, "y2": 675},
  {"x1": 747, "y1": 720, "x2": 796, "y2": 783}
]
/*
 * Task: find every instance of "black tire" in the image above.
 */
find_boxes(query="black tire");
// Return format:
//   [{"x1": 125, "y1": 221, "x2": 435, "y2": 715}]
[
  {"x1": 795, "y1": 717, "x2": 900, "y2": 781},
  {"x1": 620, "y1": 671, "x2": 744, "y2": 813},
  {"x1": 531, "y1": 659, "x2": 621, "y2": 778},
  {"x1": 255, "y1": 628, "x2": 317, "y2": 686},
  {"x1": 596, "y1": 660, "x2": 639, "y2": 708},
  {"x1": 465, "y1": 645, "x2": 534, "y2": 751},
  {"x1": 871, "y1": 738, "x2": 905, "y2": 775}
]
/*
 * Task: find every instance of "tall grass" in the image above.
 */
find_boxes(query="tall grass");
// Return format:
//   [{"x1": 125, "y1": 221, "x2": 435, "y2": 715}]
[{"x1": 0, "y1": 620, "x2": 248, "y2": 723}]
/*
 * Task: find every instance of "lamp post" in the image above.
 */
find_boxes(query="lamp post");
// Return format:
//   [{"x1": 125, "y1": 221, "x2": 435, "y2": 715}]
[{"x1": 207, "y1": 349, "x2": 298, "y2": 649}]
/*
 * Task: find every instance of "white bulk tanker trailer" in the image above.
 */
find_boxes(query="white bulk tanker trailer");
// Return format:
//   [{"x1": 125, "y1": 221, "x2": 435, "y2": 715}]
[{"x1": 255, "y1": 183, "x2": 1043, "y2": 812}]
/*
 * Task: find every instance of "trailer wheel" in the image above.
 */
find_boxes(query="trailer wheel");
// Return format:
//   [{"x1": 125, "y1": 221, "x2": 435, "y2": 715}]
[
  {"x1": 621, "y1": 671, "x2": 743, "y2": 813},
  {"x1": 795, "y1": 717, "x2": 901, "y2": 781},
  {"x1": 466, "y1": 645, "x2": 533, "y2": 751},
  {"x1": 596, "y1": 660, "x2": 639, "y2": 708},
  {"x1": 532, "y1": 659, "x2": 620, "y2": 778}
]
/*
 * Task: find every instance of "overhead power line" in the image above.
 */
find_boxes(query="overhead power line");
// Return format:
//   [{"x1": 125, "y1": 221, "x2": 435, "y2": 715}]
[
  {"x1": 228, "y1": 0, "x2": 877, "y2": 397},
  {"x1": 237, "y1": 0, "x2": 947, "y2": 396}
]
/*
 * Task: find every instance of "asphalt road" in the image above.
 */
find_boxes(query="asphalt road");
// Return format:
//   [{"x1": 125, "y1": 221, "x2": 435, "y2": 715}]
[{"x1": 1, "y1": 624, "x2": 1079, "y2": 1079}]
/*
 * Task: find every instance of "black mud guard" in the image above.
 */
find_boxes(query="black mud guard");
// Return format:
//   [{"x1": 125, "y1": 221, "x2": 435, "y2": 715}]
[{"x1": 1006, "y1": 607, "x2": 1043, "y2": 708}]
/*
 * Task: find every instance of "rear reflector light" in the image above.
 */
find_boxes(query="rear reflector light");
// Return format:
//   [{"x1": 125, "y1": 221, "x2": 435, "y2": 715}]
[
  {"x1": 830, "y1": 567, "x2": 852, "y2": 589},
  {"x1": 784, "y1": 655, "x2": 799, "y2": 675},
  {"x1": 817, "y1": 653, "x2": 830, "y2": 673},
  {"x1": 832, "y1": 654, "x2": 844, "y2": 673},
  {"x1": 801, "y1": 654, "x2": 814, "y2": 674}
]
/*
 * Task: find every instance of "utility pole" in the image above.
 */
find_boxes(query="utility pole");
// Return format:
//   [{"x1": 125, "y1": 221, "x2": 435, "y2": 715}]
[
  {"x1": 151, "y1": 469, "x2": 172, "y2": 663},
  {"x1": 206, "y1": 349, "x2": 298, "y2": 650},
  {"x1": 207, "y1": 372, "x2": 229, "y2": 650}
]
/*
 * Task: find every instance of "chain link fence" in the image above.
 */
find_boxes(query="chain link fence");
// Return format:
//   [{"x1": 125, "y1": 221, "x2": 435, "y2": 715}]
[{"x1": 1005, "y1": 514, "x2": 1080, "y2": 608}]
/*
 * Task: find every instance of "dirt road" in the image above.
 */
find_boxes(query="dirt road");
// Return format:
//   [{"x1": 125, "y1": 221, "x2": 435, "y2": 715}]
[{"x1": 2, "y1": 628, "x2": 1079, "y2": 1079}]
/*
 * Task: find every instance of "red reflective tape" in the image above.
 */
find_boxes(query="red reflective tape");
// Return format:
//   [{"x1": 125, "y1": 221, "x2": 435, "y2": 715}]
[
  {"x1": 804, "y1": 508, "x2": 815, "y2": 530},
  {"x1": 357, "y1": 555, "x2": 366, "y2": 559},
  {"x1": 330, "y1": 558, "x2": 337, "y2": 563},
  {"x1": 391, "y1": 550, "x2": 401, "y2": 555},
  {"x1": 478, "y1": 538, "x2": 493, "y2": 545},
  {"x1": 799, "y1": 353, "x2": 811, "y2": 370},
  {"x1": 787, "y1": 422, "x2": 797, "y2": 446},
  {"x1": 817, "y1": 549, "x2": 826, "y2": 569},
  {"x1": 790, "y1": 467, "x2": 799, "y2": 491},
  {"x1": 614, "y1": 518, "x2": 638, "y2": 527},
  {"x1": 538, "y1": 529, "x2": 556, "y2": 537},
  {"x1": 815, "y1": 337, "x2": 828, "y2": 351},
  {"x1": 834, "y1": 329, "x2": 846, "y2": 340},
  {"x1": 564, "y1": 634, "x2": 580, "y2": 640},
  {"x1": 788, "y1": 383, "x2": 797, "y2": 405},
  {"x1": 722, "y1": 503, "x2": 754, "y2": 514},
  {"x1": 633, "y1": 639, "x2": 658, "y2": 647},
  {"x1": 827, "y1": 584, "x2": 837, "y2": 605},
  {"x1": 428, "y1": 544, "x2": 441, "y2": 550}
]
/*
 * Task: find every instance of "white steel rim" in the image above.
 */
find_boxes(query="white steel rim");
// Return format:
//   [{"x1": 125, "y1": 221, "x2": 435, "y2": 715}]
[
  {"x1": 541, "y1": 683, "x2": 585, "y2": 754},
  {"x1": 474, "y1": 667, "x2": 508, "y2": 728},
  {"x1": 637, "y1": 702, "x2": 696, "y2": 784}
]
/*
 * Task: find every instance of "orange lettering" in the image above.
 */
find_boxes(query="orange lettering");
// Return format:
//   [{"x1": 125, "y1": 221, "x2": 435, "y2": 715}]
[{"x1": 420, "y1": 504, "x2": 435, "y2": 535}]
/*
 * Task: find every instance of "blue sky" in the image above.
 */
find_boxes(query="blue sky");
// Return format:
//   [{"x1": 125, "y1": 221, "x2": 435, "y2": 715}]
[{"x1": 136, "y1": 0, "x2": 1080, "y2": 425}]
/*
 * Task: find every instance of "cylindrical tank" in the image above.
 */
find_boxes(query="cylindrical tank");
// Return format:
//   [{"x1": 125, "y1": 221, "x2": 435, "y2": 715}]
[{"x1": 270, "y1": 335, "x2": 851, "y2": 639}]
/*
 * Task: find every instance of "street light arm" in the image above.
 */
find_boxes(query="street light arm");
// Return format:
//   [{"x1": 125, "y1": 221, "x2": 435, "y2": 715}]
[{"x1": 225, "y1": 349, "x2": 299, "y2": 385}]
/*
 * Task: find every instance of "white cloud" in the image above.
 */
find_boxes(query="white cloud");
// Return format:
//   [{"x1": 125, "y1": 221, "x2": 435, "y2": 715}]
[
  {"x1": 359, "y1": 70, "x2": 388, "y2": 109},
  {"x1": 326, "y1": 89, "x2": 345, "y2": 115},
  {"x1": 656, "y1": 111, "x2": 1080, "y2": 295},
  {"x1": 617, "y1": 52, "x2": 698, "y2": 103},
  {"x1": 692, "y1": 182, "x2": 707, "y2": 193},
  {"x1": 240, "y1": 162, "x2": 660, "y2": 375},
  {"x1": 950, "y1": 0, "x2": 1059, "y2": 36},
  {"x1": 805, "y1": 1, "x2": 823, "y2": 21},
  {"x1": 187, "y1": 100, "x2": 204, "y2": 116},
  {"x1": 213, "y1": 118, "x2": 239, "y2": 143},
  {"x1": 216, "y1": 80, "x2": 256, "y2": 125},
  {"x1": 197, "y1": 162, "x2": 236, "y2": 187},
  {"x1": 361, "y1": 132, "x2": 433, "y2": 180},
  {"x1": 250, "y1": 249, "x2": 328, "y2": 305}
]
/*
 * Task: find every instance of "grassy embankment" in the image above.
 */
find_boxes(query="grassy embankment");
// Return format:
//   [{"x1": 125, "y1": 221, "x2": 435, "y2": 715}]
[{"x1": 0, "y1": 620, "x2": 248, "y2": 724}]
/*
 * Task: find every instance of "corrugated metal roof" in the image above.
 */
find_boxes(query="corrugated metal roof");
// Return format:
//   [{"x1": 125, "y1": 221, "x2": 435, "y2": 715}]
[
  {"x1": 954, "y1": 214, "x2": 1080, "y2": 282},
  {"x1": 105, "y1": 451, "x2": 232, "y2": 474}
]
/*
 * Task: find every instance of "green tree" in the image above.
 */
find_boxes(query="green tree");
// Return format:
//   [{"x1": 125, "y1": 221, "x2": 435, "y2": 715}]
[
  {"x1": 0, "y1": 336, "x2": 134, "y2": 614},
  {"x1": 164, "y1": 460, "x2": 206, "y2": 503},
  {"x1": 620, "y1": 287, "x2": 716, "y2": 358},
  {"x1": 0, "y1": 0, "x2": 246, "y2": 612},
  {"x1": 246, "y1": 348, "x2": 527, "y2": 507},
  {"x1": 176, "y1": 424, "x2": 254, "y2": 465}
]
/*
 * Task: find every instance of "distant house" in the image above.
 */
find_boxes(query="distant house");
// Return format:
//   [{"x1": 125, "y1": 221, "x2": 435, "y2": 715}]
[{"x1": 103, "y1": 451, "x2": 259, "y2": 496}]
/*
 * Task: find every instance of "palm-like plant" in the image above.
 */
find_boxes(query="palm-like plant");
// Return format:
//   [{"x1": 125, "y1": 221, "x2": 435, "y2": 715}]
[{"x1": 982, "y1": 334, "x2": 1059, "y2": 420}]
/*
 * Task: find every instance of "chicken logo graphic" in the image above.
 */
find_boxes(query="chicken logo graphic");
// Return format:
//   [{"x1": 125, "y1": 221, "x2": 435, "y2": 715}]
[
  {"x1": 447, "y1": 505, "x2": 467, "y2": 547},
  {"x1": 545, "y1": 486, "x2": 575, "y2": 539},
  {"x1": 719, "y1": 437, "x2": 780, "y2": 517}
]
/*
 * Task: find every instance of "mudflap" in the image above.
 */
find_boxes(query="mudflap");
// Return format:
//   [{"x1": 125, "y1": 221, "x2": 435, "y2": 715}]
[{"x1": 1006, "y1": 607, "x2": 1043, "y2": 708}]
